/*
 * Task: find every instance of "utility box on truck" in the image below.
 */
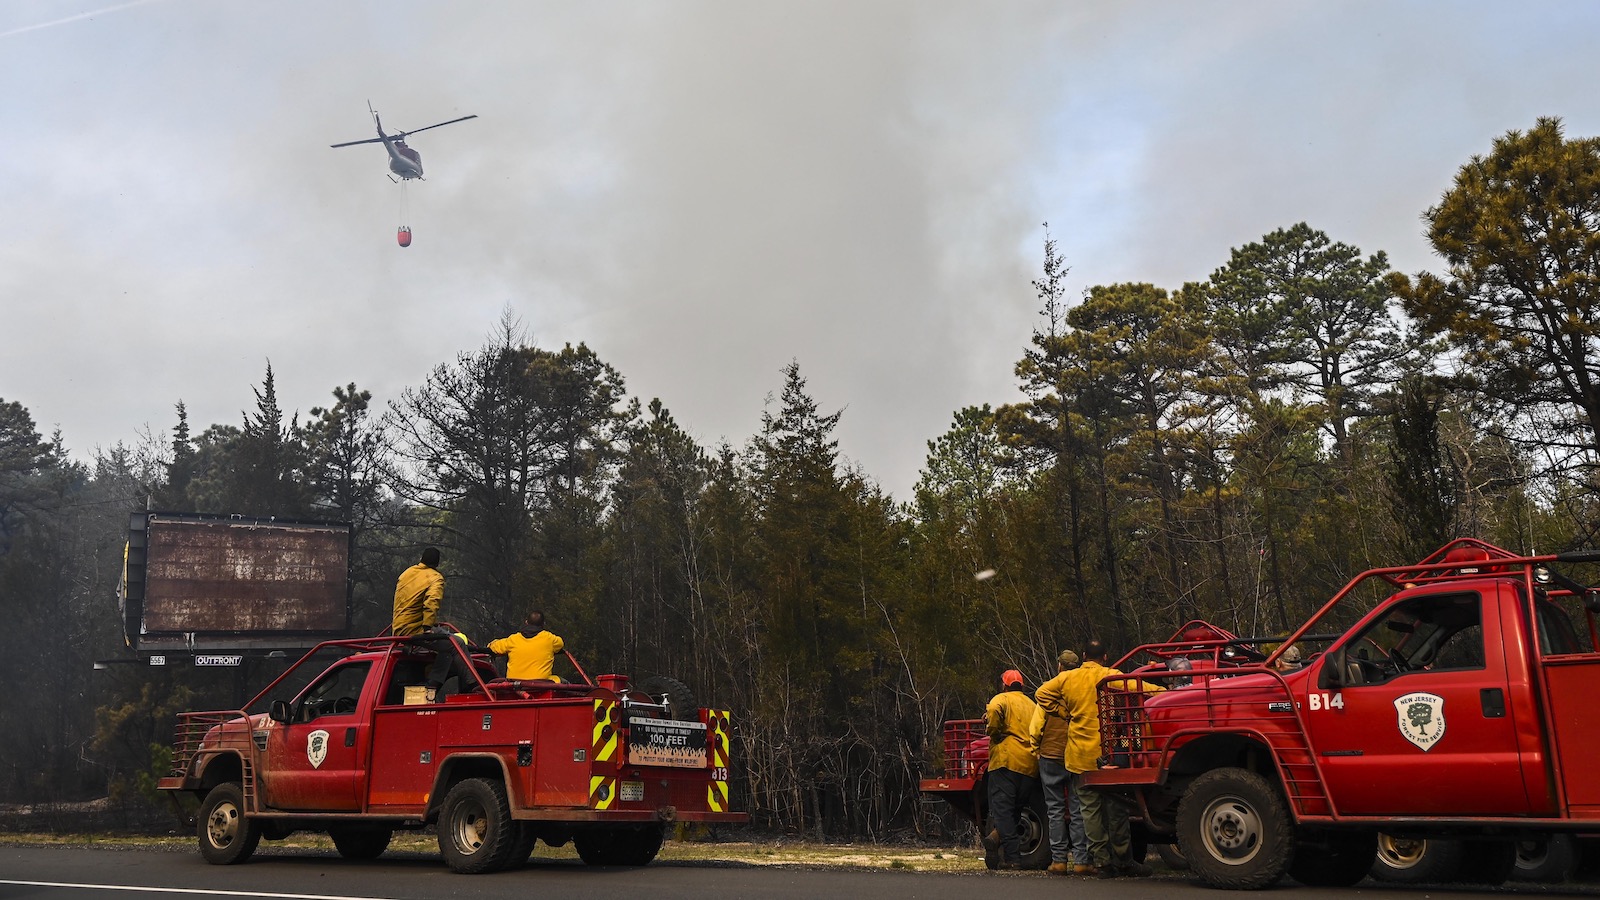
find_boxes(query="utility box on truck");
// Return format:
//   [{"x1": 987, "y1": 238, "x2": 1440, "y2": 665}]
[{"x1": 120, "y1": 512, "x2": 352, "y2": 653}]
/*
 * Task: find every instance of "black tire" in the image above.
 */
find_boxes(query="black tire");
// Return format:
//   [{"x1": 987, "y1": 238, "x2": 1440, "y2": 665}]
[
  {"x1": 438, "y1": 778, "x2": 517, "y2": 874},
  {"x1": 329, "y1": 826, "x2": 392, "y2": 860},
  {"x1": 1513, "y1": 833, "x2": 1579, "y2": 883},
  {"x1": 1157, "y1": 842, "x2": 1190, "y2": 870},
  {"x1": 259, "y1": 821, "x2": 295, "y2": 842},
  {"x1": 575, "y1": 825, "x2": 665, "y2": 866},
  {"x1": 1176, "y1": 767, "x2": 1292, "y2": 890},
  {"x1": 1290, "y1": 829, "x2": 1375, "y2": 887},
  {"x1": 1371, "y1": 833, "x2": 1462, "y2": 882},
  {"x1": 637, "y1": 676, "x2": 698, "y2": 721},
  {"x1": 197, "y1": 782, "x2": 261, "y2": 865},
  {"x1": 1456, "y1": 838, "x2": 1515, "y2": 885},
  {"x1": 505, "y1": 822, "x2": 538, "y2": 869},
  {"x1": 981, "y1": 781, "x2": 1050, "y2": 870},
  {"x1": 1019, "y1": 788, "x2": 1051, "y2": 869},
  {"x1": 1129, "y1": 823, "x2": 1149, "y2": 865}
]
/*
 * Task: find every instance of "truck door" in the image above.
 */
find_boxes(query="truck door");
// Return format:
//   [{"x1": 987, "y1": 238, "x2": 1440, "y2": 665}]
[
  {"x1": 261, "y1": 659, "x2": 374, "y2": 811},
  {"x1": 1304, "y1": 588, "x2": 1531, "y2": 816},
  {"x1": 1530, "y1": 597, "x2": 1600, "y2": 812}
]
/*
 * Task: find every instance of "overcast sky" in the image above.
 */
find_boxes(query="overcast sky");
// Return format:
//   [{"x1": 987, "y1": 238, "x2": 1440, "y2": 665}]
[{"x1": 4, "y1": 1, "x2": 1598, "y2": 499}]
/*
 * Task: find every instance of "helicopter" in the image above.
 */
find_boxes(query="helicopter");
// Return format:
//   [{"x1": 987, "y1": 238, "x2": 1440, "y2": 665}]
[{"x1": 330, "y1": 102, "x2": 477, "y2": 182}]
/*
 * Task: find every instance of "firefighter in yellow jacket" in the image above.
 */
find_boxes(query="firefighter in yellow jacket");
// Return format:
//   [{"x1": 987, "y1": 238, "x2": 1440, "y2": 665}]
[
  {"x1": 391, "y1": 547, "x2": 445, "y2": 636},
  {"x1": 391, "y1": 547, "x2": 464, "y2": 702},
  {"x1": 488, "y1": 610, "x2": 565, "y2": 681},
  {"x1": 1029, "y1": 650, "x2": 1086, "y2": 874},
  {"x1": 1035, "y1": 639, "x2": 1158, "y2": 878},
  {"x1": 984, "y1": 669, "x2": 1039, "y2": 869}
]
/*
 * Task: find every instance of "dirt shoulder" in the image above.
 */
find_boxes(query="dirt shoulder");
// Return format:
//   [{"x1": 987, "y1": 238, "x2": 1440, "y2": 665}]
[{"x1": 0, "y1": 832, "x2": 989, "y2": 874}]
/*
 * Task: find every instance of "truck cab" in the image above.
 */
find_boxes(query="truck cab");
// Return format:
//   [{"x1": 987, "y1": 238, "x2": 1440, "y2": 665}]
[{"x1": 1084, "y1": 539, "x2": 1600, "y2": 889}]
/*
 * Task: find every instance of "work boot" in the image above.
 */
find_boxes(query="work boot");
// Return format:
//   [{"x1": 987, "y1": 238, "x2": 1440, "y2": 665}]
[
  {"x1": 1047, "y1": 862, "x2": 1071, "y2": 876},
  {"x1": 1073, "y1": 863, "x2": 1097, "y2": 875},
  {"x1": 1120, "y1": 861, "x2": 1153, "y2": 878},
  {"x1": 983, "y1": 829, "x2": 1000, "y2": 850},
  {"x1": 1096, "y1": 865, "x2": 1119, "y2": 878}
]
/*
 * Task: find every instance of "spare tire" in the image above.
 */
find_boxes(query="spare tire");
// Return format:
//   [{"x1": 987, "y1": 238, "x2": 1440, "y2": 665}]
[{"x1": 637, "y1": 676, "x2": 698, "y2": 721}]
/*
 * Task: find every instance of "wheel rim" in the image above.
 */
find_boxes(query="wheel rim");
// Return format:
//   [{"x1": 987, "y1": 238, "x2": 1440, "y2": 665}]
[
  {"x1": 1515, "y1": 838, "x2": 1547, "y2": 868},
  {"x1": 452, "y1": 799, "x2": 489, "y2": 854},
  {"x1": 1020, "y1": 808, "x2": 1045, "y2": 857},
  {"x1": 1376, "y1": 834, "x2": 1427, "y2": 869},
  {"x1": 1199, "y1": 794, "x2": 1263, "y2": 866},
  {"x1": 206, "y1": 800, "x2": 241, "y2": 849}
]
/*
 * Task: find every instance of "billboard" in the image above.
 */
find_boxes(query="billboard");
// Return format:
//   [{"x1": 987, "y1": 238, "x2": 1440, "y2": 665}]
[{"x1": 120, "y1": 512, "x2": 352, "y2": 652}]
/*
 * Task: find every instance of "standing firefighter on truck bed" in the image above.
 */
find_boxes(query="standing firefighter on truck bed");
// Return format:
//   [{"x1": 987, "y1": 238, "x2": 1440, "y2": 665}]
[{"x1": 391, "y1": 547, "x2": 467, "y2": 703}]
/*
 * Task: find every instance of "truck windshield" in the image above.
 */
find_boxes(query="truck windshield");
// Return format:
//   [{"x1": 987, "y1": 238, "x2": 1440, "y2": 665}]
[
  {"x1": 1337, "y1": 592, "x2": 1483, "y2": 686},
  {"x1": 244, "y1": 644, "x2": 369, "y2": 715}
]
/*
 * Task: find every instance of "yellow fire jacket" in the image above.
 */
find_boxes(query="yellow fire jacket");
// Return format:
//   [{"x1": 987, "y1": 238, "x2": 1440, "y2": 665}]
[
  {"x1": 1030, "y1": 670, "x2": 1073, "y2": 761},
  {"x1": 391, "y1": 563, "x2": 444, "y2": 636},
  {"x1": 1036, "y1": 660, "x2": 1165, "y2": 774},
  {"x1": 487, "y1": 629, "x2": 566, "y2": 681},
  {"x1": 985, "y1": 688, "x2": 1040, "y2": 778}
]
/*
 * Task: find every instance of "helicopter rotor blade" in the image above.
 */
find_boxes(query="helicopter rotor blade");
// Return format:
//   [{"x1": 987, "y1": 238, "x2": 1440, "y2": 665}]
[
  {"x1": 395, "y1": 114, "x2": 478, "y2": 139},
  {"x1": 330, "y1": 137, "x2": 388, "y2": 148}
]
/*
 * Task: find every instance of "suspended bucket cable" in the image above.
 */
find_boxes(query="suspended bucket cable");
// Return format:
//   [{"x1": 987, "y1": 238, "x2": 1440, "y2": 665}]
[{"x1": 395, "y1": 180, "x2": 412, "y2": 248}]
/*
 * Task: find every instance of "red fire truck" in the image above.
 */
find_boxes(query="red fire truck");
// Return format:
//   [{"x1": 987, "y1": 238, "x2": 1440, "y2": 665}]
[
  {"x1": 158, "y1": 635, "x2": 745, "y2": 872},
  {"x1": 1082, "y1": 538, "x2": 1600, "y2": 889}
]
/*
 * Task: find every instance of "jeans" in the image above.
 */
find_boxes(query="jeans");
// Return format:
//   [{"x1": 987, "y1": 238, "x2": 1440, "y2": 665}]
[
  {"x1": 1071, "y1": 771, "x2": 1132, "y2": 868},
  {"x1": 1038, "y1": 757, "x2": 1078, "y2": 864},
  {"x1": 988, "y1": 768, "x2": 1036, "y2": 863}
]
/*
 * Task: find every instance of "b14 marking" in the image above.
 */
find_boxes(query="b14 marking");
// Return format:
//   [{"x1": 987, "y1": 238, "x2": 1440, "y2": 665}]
[{"x1": 1309, "y1": 692, "x2": 1345, "y2": 711}]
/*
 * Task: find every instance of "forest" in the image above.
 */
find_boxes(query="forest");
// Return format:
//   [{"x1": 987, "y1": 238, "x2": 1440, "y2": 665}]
[{"x1": 4, "y1": 117, "x2": 1600, "y2": 841}]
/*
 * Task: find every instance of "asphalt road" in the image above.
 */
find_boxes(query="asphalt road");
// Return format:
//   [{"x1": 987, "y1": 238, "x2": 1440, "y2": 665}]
[{"x1": 2, "y1": 845, "x2": 1596, "y2": 900}]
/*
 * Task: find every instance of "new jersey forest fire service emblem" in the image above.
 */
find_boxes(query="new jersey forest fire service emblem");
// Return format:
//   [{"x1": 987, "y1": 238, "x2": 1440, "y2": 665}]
[{"x1": 1394, "y1": 693, "x2": 1445, "y2": 751}]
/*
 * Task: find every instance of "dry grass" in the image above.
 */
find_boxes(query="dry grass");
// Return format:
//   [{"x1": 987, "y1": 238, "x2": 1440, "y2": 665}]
[{"x1": 0, "y1": 832, "x2": 989, "y2": 874}]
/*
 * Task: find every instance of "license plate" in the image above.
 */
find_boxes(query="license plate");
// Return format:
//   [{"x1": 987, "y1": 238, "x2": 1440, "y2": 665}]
[{"x1": 621, "y1": 781, "x2": 644, "y2": 802}]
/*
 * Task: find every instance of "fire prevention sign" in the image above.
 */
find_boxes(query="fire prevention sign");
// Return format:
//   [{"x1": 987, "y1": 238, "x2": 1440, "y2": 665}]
[{"x1": 628, "y1": 716, "x2": 708, "y2": 768}]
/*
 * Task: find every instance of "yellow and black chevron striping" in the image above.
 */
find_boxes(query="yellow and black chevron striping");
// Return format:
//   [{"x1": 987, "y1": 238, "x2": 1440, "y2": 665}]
[
  {"x1": 589, "y1": 774, "x2": 616, "y2": 810},
  {"x1": 706, "y1": 709, "x2": 730, "y2": 812},
  {"x1": 591, "y1": 698, "x2": 619, "y2": 763}
]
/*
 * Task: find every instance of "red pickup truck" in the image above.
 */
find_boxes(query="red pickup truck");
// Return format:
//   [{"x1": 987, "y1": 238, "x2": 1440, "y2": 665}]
[
  {"x1": 158, "y1": 635, "x2": 745, "y2": 872},
  {"x1": 1086, "y1": 538, "x2": 1600, "y2": 889}
]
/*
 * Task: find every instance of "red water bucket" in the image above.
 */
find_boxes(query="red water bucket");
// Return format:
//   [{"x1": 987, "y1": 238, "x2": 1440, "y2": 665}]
[{"x1": 397, "y1": 226, "x2": 412, "y2": 248}]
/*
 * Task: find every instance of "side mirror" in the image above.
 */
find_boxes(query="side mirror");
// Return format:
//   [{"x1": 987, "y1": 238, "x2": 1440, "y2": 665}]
[
  {"x1": 1318, "y1": 649, "x2": 1347, "y2": 689},
  {"x1": 1585, "y1": 588, "x2": 1600, "y2": 614},
  {"x1": 269, "y1": 700, "x2": 292, "y2": 724}
]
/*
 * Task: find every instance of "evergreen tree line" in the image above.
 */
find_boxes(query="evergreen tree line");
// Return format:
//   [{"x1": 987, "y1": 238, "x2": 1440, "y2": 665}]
[{"x1": 5, "y1": 118, "x2": 1600, "y2": 842}]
